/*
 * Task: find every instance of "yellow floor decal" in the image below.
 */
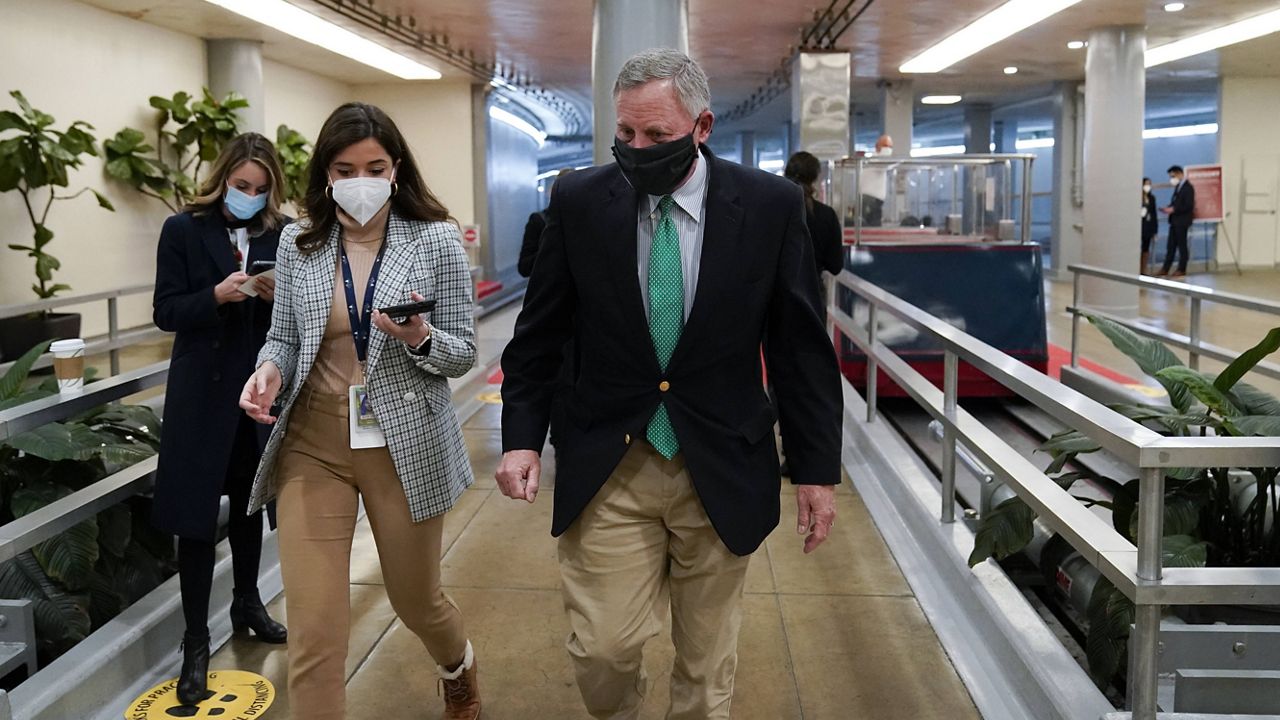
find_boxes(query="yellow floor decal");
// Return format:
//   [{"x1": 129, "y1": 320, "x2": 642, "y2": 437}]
[
  {"x1": 476, "y1": 391, "x2": 503, "y2": 404},
  {"x1": 124, "y1": 670, "x2": 275, "y2": 719}
]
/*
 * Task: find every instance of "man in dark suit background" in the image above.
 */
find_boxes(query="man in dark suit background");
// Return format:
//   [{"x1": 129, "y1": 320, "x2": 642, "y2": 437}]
[
  {"x1": 496, "y1": 48, "x2": 842, "y2": 719},
  {"x1": 1159, "y1": 164, "x2": 1196, "y2": 278}
]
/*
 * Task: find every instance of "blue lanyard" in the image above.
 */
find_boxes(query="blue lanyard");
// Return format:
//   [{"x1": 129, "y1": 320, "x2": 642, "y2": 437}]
[{"x1": 339, "y1": 235, "x2": 388, "y2": 367}]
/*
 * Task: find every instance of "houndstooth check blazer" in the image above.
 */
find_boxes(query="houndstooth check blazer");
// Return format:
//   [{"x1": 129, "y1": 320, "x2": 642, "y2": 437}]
[{"x1": 246, "y1": 210, "x2": 477, "y2": 521}]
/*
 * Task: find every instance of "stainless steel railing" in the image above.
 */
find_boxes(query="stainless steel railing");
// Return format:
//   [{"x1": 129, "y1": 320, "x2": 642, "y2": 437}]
[
  {"x1": 0, "y1": 362, "x2": 168, "y2": 562},
  {"x1": 832, "y1": 269, "x2": 1280, "y2": 720},
  {"x1": 0, "y1": 284, "x2": 163, "y2": 376},
  {"x1": 1067, "y1": 264, "x2": 1280, "y2": 379}
]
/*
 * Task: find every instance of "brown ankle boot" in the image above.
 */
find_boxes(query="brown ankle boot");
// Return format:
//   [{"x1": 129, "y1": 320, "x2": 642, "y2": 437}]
[{"x1": 438, "y1": 641, "x2": 480, "y2": 720}]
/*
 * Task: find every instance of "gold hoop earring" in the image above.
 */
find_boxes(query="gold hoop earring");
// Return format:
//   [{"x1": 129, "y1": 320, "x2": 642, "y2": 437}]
[
  {"x1": 391, "y1": 182, "x2": 399, "y2": 197},
  {"x1": 324, "y1": 185, "x2": 333, "y2": 200}
]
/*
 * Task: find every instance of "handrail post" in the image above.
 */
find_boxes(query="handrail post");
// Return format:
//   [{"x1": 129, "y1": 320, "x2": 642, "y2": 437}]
[
  {"x1": 866, "y1": 303, "x2": 878, "y2": 423},
  {"x1": 941, "y1": 350, "x2": 958, "y2": 523},
  {"x1": 1131, "y1": 466, "x2": 1165, "y2": 720},
  {"x1": 108, "y1": 297, "x2": 120, "y2": 376},
  {"x1": 1188, "y1": 297, "x2": 1202, "y2": 371},
  {"x1": 1070, "y1": 270, "x2": 1082, "y2": 368}
]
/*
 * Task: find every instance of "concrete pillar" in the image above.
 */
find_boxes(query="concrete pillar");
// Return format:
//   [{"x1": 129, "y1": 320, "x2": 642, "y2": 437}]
[
  {"x1": 964, "y1": 104, "x2": 993, "y2": 154},
  {"x1": 737, "y1": 131, "x2": 756, "y2": 168},
  {"x1": 1081, "y1": 26, "x2": 1145, "y2": 313},
  {"x1": 994, "y1": 119, "x2": 1018, "y2": 153},
  {"x1": 879, "y1": 79, "x2": 913, "y2": 156},
  {"x1": 791, "y1": 51, "x2": 851, "y2": 160},
  {"x1": 1050, "y1": 81, "x2": 1084, "y2": 278},
  {"x1": 206, "y1": 39, "x2": 264, "y2": 134},
  {"x1": 591, "y1": 0, "x2": 689, "y2": 164},
  {"x1": 782, "y1": 120, "x2": 794, "y2": 159}
]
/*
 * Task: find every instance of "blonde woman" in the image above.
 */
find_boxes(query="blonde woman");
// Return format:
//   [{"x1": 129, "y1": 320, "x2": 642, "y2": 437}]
[
  {"x1": 239, "y1": 103, "x2": 480, "y2": 720},
  {"x1": 152, "y1": 132, "x2": 290, "y2": 705}
]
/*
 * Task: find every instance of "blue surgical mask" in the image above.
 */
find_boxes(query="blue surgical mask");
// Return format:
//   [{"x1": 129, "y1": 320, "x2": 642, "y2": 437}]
[{"x1": 225, "y1": 184, "x2": 268, "y2": 220}]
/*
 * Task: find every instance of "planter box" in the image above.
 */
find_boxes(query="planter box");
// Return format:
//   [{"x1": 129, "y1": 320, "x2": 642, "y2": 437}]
[{"x1": 0, "y1": 312, "x2": 82, "y2": 362}]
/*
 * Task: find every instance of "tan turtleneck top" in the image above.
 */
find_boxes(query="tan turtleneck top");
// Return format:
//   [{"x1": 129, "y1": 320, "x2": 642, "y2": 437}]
[{"x1": 303, "y1": 202, "x2": 393, "y2": 395}]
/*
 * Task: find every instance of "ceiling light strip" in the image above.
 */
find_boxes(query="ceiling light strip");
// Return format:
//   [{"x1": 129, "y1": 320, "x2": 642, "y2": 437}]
[
  {"x1": 900, "y1": 0, "x2": 1084, "y2": 74},
  {"x1": 199, "y1": 0, "x2": 441, "y2": 80},
  {"x1": 1146, "y1": 8, "x2": 1280, "y2": 67},
  {"x1": 489, "y1": 106, "x2": 547, "y2": 147}
]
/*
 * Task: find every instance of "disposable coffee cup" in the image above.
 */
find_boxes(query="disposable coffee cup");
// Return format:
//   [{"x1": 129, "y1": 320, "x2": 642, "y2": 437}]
[{"x1": 50, "y1": 339, "x2": 86, "y2": 394}]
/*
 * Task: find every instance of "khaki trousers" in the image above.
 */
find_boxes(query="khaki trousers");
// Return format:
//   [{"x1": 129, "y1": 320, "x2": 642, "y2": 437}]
[
  {"x1": 276, "y1": 390, "x2": 467, "y2": 720},
  {"x1": 559, "y1": 442, "x2": 752, "y2": 720}
]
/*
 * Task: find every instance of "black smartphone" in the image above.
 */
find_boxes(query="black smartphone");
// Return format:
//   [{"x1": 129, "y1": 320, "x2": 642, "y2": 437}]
[
  {"x1": 249, "y1": 260, "x2": 276, "y2": 276},
  {"x1": 379, "y1": 299, "x2": 436, "y2": 323}
]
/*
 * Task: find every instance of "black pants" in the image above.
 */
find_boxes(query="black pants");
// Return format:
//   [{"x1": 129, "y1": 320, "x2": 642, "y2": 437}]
[
  {"x1": 178, "y1": 415, "x2": 265, "y2": 636},
  {"x1": 1162, "y1": 225, "x2": 1190, "y2": 274}
]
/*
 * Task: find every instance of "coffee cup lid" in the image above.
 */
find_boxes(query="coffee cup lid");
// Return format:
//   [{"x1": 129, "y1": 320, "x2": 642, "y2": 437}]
[{"x1": 50, "y1": 339, "x2": 86, "y2": 353}]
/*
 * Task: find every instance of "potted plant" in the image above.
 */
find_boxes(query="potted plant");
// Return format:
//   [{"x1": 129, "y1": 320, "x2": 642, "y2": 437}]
[
  {"x1": 0, "y1": 91, "x2": 115, "y2": 361},
  {"x1": 275, "y1": 123, "x2": 312, "y2": 207},
  {"x1": 103, "y1": 89, "x2": 246, "y2": 213}
]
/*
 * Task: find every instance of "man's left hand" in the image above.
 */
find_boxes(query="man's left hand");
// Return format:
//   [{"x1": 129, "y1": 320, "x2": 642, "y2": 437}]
[{"x1": 795, "y1": 484, "x2": 836, "y2": 554}]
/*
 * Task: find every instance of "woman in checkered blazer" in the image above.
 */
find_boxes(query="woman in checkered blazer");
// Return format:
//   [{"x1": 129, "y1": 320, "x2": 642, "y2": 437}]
[{"x1": 239, "y1": 103, "x2": 480, "y2": 720}]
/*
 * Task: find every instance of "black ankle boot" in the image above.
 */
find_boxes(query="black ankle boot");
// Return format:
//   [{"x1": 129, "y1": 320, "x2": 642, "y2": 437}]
[
  {"x1": 177, "y1": 631, "x2": 210, "y2": 705},
  {"x1": 230, "y1": 590, "x2": 287, "y2": 644}
]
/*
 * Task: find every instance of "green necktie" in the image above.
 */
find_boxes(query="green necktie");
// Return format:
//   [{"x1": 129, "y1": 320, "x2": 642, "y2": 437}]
[{"x1": 647, "y1": 195, "x2": 683, "y2": 459}]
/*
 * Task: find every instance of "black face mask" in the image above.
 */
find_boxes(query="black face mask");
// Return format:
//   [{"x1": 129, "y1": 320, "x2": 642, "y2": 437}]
[{"x1": 612, "y1": 124, "x2": 699, "y2": 197}]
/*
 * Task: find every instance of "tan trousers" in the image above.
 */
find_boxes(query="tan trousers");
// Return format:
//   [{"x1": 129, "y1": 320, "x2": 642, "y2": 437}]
[
  {"x1": 559, "y1": 442, "x2": 752, "y2": 720},
  {"x1": 276, "y1": 390, "x2": 468, "y2": 720}
]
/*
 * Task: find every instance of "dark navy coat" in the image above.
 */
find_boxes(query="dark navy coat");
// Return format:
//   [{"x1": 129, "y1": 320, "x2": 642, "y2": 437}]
[{"x1": 151, "y1": 209, "x2": 284, "y2": 540}]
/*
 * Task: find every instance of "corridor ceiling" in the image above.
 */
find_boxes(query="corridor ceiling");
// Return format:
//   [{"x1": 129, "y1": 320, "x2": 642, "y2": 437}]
[{"x1": 81, "y1": 0, "x2": 1280, "y2": 135}]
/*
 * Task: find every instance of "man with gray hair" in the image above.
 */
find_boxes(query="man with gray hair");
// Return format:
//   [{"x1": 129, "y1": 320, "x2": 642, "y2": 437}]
[{"x1": 498, "y1": 47, "x2": 842, "y2": 719}]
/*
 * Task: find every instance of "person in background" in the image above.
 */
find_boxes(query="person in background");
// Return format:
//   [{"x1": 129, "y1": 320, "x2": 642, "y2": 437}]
[
  {"x1": 239, "y1": 102, "x2": 481, "y2": 720},
  {"x1": 784, "y1": 150, "x2": 845, "y2": 284},
  {"x1": 151, "y1": 132, "x2": 290, "y2": 706},
  {"x1": 860, "y1": 134, "x2": 894, "y2": 227},
  {"x1": 497, "y1": 48, "x2": 842, "y2": 720},
  {"x1": 1158, "y1": 165, "x2": 1196, "y2": 278},
  {"x1": 518, "y1": 168, "x2": 575, "y2": 277},
  {"x1": 1141, "y1": 177, "x2": 1158, "y2": 275}
]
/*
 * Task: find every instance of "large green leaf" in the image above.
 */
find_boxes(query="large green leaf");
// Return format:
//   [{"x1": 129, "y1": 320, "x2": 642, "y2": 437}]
[
  {"x1": 0, "y1": 553, "x2": 92, "y2": 661},
  {"x1": 1086, "y1": 577, "x2": 1134, "y2": 688},
  {"x1": 1232, "y1": 382, "x2": 1280, "y2": 417},
  {"x1": 1085, "y1": 313, "x2": 1192, "y2": 412},
  {"x1": 1155, "y1": 367, "x2": 1242, "y2": 418},
  {"x1": 1129, "y1": 493, "x2": 1203, "y2": 538},
  {"x1": 968, "y1": 497, "x2": 1037, "y2": 567},
  {"x1": 11, "y1": 482, "x2": 101, "y2": 590},
  {"x1": 0, "y1": 339, "x2": 51, "y2": 400},
  {"x1": 0, "y1": 387, "x2": 58, "y2": 411},
  {"x1": 96, "y1": 504, "x2": 132, "y2": 559},
  {"x1": 1162, "y1": 535, "x2": 1208, "y2": 567},
  {"x1": 85, "y1": 569, "x2": 123, "y2": 629},
  {"x1": 7, "y1": 423, "x2": 104, "y2": 462},
  {"x1": 1215, "y1": 328, "x2": 1280, "y2": 393},
  {"x1": 1225, "y1": 415, "x2": 1280, "y2": 437},
  {"x1": 0, "y1": 109, "x2": 30, "y2": 133}
]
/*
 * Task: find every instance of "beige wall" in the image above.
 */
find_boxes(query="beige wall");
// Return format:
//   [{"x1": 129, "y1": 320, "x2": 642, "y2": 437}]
[
  {"x1": 1219, "y1": 76, "x2": 1280, "y2": 269},
  {"x1": 0, "y1": 1, "x2": 476, "y2": 342},
  {"x1": 263, "y1": 59, "x2": 351, "y2": 146},
  {"x1": 354, "y1": 83, "x2": 477, "y2": 227}
]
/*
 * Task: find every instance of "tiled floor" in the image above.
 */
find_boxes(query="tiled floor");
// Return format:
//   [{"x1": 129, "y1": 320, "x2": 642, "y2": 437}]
[
  {"x1": 208, "y1": 402, "x2": 978, "y2": 719},
  {"x1": 1046, "y1": 269, "x2": 1280, "y2": 397}
]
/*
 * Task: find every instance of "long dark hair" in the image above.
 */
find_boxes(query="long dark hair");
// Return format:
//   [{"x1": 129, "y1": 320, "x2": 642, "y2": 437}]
[
  {"x1": 784, "y1": 151, "x2": 821, "y2": 212},
  {"x1": 185, "y1": 132, "x2": 287, "y2": 235},
  {"x1": 296, "y1": 102, "x2": 452, "y2": 254}
]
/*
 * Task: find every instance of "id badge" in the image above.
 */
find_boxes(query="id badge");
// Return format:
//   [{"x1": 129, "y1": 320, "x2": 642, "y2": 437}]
[{"x1": 348, "y1": 385, "x2": 387, "y2": 449}]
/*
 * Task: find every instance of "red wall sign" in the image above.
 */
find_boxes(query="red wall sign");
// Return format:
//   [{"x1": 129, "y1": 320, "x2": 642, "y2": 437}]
[{"x1": 1186, "y1": 164, "x2": 1224, "y2": 223}]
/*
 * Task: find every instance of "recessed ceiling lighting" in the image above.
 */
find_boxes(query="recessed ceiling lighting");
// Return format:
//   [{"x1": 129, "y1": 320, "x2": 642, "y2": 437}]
[
  {"x1": 198, "y1": 0, "x2": 441, "y2": 80},
  {"x1": 899, "y1": 0, "x2": 1084, "y2": 73},
  {"x1": 1067, "y1": 40, "x2": 1086, "y2": 49},
  {"x1": 1164, "y1": 2, "x2": 1186, "y2": 12},
  {"x1": 1147, "y1": 8, "x2": 1280, "y2": 67},
  {"x1": 921, "y1": 95, "x2": 964, "y2": 105},
  {"x1": 1004, "y1": 66, "x2": 1019, "y2": 74}
]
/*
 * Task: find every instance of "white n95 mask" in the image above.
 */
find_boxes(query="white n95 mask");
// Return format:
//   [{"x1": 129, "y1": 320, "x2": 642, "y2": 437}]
[{"x1": 331, "y1": 177, "x2": 391, "y2": 226}]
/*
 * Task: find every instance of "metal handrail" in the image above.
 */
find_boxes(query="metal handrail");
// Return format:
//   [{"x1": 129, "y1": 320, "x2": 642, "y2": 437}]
[
  {"x1": 833, "y1": 269, "x2": 1280, "y2": 720},
  {"x1": 0, "y1": 362, "x2": 168, "y2": 564},
  {"x1": 0, "y1": 284, "x2": 156, "y2": 376},
  {"x1": 1067, "y1": 264, "x2": 1280, "y2": 373}
]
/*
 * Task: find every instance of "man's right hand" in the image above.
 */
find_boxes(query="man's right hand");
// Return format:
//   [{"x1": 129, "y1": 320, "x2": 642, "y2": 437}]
[
  {"x1": 496, "y1": 450, "x2": 541, "y2": 503},
  {"x1": 215, "y1": 271, "x2": 252, "y2": 305},
  {"x1": 239, "y1": 361, "x2": 282, "y2": 424}
]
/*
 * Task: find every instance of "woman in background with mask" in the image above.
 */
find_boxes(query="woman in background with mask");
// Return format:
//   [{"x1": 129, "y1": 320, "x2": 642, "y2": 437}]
[
  {"x1": 151, "y1": 132, "x2": 290, "y2": 706},
  {"x1": 1141, "y1": 177, "x2": 1158, "y2": 274},
  {"x1": 238, "y1": 103, "x2": 481, "y2": 720}
]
